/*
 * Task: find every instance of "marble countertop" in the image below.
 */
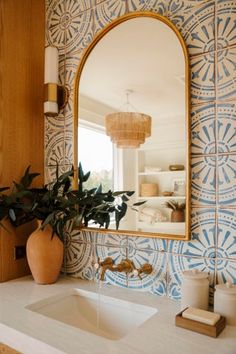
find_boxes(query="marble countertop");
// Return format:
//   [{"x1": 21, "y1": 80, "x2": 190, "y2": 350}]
[{"x1": 0, "y1": 276, "x2": 235, "y2": 354}]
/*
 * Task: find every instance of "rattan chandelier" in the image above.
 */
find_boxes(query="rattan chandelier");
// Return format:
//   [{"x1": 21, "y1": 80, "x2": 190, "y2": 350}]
[{"x1": 105, "y1": 91, "x2": 152, "y2": 149}]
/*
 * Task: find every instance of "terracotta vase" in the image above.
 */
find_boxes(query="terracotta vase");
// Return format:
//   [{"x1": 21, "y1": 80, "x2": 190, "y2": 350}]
[
  {"x1": 26, "y1": 222, "x2": 64, "y2": 284},
  {"x1": 171, "y1": 210, "x2": 185, "y2": 223}
]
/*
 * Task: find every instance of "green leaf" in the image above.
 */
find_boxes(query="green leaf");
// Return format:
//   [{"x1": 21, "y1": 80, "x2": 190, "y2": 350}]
[
  {"x1": 133, "y1": 201, "x2": 146, "y2": 206},
  {"x1": 83, "y1": 171, "x2": 90, "y2": 182}
]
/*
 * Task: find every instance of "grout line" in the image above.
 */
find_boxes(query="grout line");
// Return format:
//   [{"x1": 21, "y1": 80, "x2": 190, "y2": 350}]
[
  {"x1": 79, "y1": 239, "x2": 234, "y2": 262},
  {"x1": 190, "y1": 43, "x2": 236, "y2": 59},
  {"x1": 191, "y1": 97, "x2": 236, "y2": 108},
  {"x1": 191, "y1": 151, "x2": 236, "y2": 158}
]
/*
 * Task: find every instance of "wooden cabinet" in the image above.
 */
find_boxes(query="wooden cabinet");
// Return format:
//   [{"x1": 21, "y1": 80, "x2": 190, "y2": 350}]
[{"x1": 0, "y1": 0, "x2": 45, "y2": 282}]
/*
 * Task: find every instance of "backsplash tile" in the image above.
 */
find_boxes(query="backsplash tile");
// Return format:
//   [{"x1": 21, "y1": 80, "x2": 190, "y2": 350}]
[
  {"x1": 46, "y1": 0, "x2": 236, "y2": 303},
  {"x1": 169, "y1": 208, "x2": 217, "y2": 258},
  {"x1": 216, "y1": 258, "x2": 236, "y2": 284},
  {"x1": 217, "y1": 45, "x2": 236, "y2": 101},
  {"x1": 191, "y1": 52, "x2": 215, "y2": 104},
  {"x1": 127, "y1": 236, "x2": 167, "y2": 253},
  {"x1": 191, "y1": 155, "x2": 216, "y2": 205},
  {"x1": 217, "y1": 208, "x2": 236, "y2": 260},
  {"x1": 216, "y1": 0, "x2": 236, "y2": 50},
  {"x1": 127, "y1": 251, "x2": 167, "y2": 296},
  {"x1": 218, "y1": 153, "x2": 236, "y2": 206},
  {"x1": 217, "y1": 101, "x2": 236, "y2": 154},
  {"x1": 139, "y1": 0, "x2": 167, "y2": 14},
  {"x1": 45, "y1": 131, "x2": 65, "y2": 167},
  {"x1": 169, "y1": 1, "x2": 215, "y2": 56},
  {"x1": 191, "y1": 102, "x2": 216, "y2": 155}
]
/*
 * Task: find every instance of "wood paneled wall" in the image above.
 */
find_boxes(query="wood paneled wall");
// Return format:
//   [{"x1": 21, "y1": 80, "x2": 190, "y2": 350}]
[{"x1": 0, "y1": 0, "x2": 45, "y2": 282}]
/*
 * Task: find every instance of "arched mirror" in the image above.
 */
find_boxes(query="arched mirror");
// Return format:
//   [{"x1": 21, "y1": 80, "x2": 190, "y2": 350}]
[{"x1": 74, "y1": 13, "x2": 190, "y2": 240}]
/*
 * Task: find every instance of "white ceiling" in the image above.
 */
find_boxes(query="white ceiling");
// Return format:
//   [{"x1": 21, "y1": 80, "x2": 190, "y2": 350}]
[{"x1": 79, "y1": 17, "x2": 185, "y2": 121}]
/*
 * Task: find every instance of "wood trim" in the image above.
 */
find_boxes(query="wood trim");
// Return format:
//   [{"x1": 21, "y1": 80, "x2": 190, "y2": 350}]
[
  {"x1": 0, "y1": 343, "x2": 21, "y2": 354},
  {"x1": 0, "y1": 0, "x2": 45, "y2": 282}
]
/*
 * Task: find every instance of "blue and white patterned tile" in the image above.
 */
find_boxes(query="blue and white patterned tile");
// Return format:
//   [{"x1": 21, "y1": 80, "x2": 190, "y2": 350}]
[
  {"x1": 63, "y1": 88, "x2": 74, "y2": 122},
  {"x1": 191, "y1": 52, "x2": 215, "y2": 105},
  {"x1": 217, "y1": 0, "x2": 236, "y2": 50},
  {"x1": 217, "y1": 46, "x2": 236, "y2": 101},
  {"x1": 217, "y1": 209, "x2": 236, "y2": 260},
  {"x1": 45, "y1": 131, "x2": 65, "y2": 166},
  {"x1": 64, "y1": 130, "x2": 74, "y2": 166},
  {"x1": 169, "y1": 1, "x2": 215, "y2": 56},
  {"x1": 191, "y1": 103, "x2": 216, "y2": 155},
  {"x1": 45, "y1": 112, "x2": 65, "y2": 132},
  {"x1": 138, "y1": 0, "x2": 167, "y2": 14},
  {"x1": 169, "y1": 208, "x2": 217, "y2": 258},
  {"x1": 92, "y1": 1, "x2": 127, "y2": 35},
  {"x1": 46, "y1": 0, "x2": 94, "y2": 53},
  {"x1": 191, "y1": 155, "x2": 216, "y2": 205},
  {"x1": 127, "y1": 236, "x2": 167, "y2": 252},
  {"x1": 127, "y1": 251, "x2": 167, "y2": 296},
  {"x1": 94, "y1": 232, "x2": 128, "y2": 248},
  {"x1": 217, "y1": 102, "x2": 236, "y2": 154},
  {"x1": 45, "y1": 130, "x2": 73, "y2": 167},
  {"x1": 216, "y1": 258, "x2": 236, "y2": 284},
  {"x1": 167, "y1": 254, "x2": 216, "y2": 300},
  {"x1": 62, "y1": 240, "x2": 94, "y2": 279},
  {"x1": 218, "y1": 154, "x2": 236, "y2": 206},
  {"x1": 64, "y1": 59, "x2": 80, "y2": 92}
]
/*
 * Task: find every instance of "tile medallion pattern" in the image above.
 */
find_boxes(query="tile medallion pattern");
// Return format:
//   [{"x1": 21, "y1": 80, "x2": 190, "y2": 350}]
[
  {"x1": 45, "y1": 0, "x2": 236, "y2": 301},
  {"x1": 217, "y1": 209, "x2": 236, "y2": 260},
  {"x1": 191, "y1": 103, "x2": 216, "y2": 155},
  {"x1": 218, "y1": 153, "x2": 236, "y2": 205},
  {"x1": 191, "y1": 155, "x2": 216, "y2": 205},
  {"x1": 217, "y1": 101, "x2": 236, "y2": 154}
]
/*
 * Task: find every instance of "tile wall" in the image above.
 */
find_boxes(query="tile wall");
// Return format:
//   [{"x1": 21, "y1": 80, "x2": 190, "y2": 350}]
[{"x1": 45, "y1": 0, "x2": 236, "y2": 300}]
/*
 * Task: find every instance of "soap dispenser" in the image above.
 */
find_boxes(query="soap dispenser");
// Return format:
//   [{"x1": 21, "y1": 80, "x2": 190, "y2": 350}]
[{"x1": 181, "y1": 269, "x2": 209, "y2": 310}]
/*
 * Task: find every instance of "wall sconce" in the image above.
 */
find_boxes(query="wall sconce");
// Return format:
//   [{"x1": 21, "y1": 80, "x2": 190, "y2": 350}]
[{"x1": 44, "y1": 46, "x2": 68, "y2": 117}]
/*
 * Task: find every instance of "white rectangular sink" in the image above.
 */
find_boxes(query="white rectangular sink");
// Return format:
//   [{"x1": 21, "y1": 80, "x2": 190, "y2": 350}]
[{"x1": 26, "y1": 289, "x2": 157, "y2": 340}]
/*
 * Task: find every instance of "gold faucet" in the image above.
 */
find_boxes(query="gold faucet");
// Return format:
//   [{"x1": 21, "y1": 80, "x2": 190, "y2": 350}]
[{"x1": 95, "y1": 257, "x2": 153, "y2": 281}]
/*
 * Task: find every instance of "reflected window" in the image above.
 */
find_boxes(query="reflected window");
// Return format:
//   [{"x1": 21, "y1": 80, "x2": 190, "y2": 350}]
[{"x1": 78, "y1": 123, "x2": 113, "y2": 192}]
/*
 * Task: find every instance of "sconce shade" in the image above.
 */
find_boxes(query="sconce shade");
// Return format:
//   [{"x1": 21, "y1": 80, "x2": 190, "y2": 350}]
[
  {"x1": 105, "y1": 112, "x2": 151, "y2": 148},
  {"x1": 44, "y1": 46, "x2": 59, "y2": 116},
  {"x1": 44, "y1": 46, "x2": 58, "y2": 84}
]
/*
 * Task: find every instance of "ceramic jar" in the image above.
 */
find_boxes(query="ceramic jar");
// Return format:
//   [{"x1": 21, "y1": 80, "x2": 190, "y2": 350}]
[
  {"x1": 171, "y1": 210, "x2": 185, "y2": 222},
  {"x1": 26, "y1": 223, "x2": 63, "y2": 284},
  {"x1": 214, "y1": 282, "x2": 236, "y2": 325},
  {"x1": 181, "y1": 269, "x2": 209, "y2": 310}
]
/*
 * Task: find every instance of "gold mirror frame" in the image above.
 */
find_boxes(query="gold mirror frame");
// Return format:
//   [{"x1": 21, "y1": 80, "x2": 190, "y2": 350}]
[{"x1": 73, "y1": 11, "x2": 191, "y2": 240}]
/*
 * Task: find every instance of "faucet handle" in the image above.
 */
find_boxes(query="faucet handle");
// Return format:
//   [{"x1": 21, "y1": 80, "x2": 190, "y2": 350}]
[
  {"x1": 138, "y1": 263, "x2": 153, "y2": 275},
  {"x1": 131, "y1": 263, "x2": 153, "y2": 280},
  {"x1": 94, "y1": 262, "x2": 100, "y2": 270},
  {"x1": 94, "y1": 257, "x2": 114, "y2": 269}
]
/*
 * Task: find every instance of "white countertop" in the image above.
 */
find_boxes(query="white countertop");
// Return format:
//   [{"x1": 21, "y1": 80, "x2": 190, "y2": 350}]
[{"x1": 0, "y1": 276, "x2": 235, "y2": 354}]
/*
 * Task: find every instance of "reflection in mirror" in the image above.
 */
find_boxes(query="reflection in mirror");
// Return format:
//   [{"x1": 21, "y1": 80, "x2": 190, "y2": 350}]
[{"x1": 77, "y1": 15, "x2": 190, "y2": 239}]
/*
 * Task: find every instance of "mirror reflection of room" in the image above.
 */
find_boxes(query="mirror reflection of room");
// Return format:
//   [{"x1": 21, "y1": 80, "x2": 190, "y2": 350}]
[{"x1": 78, "y1": 17, "x2": 187, "y2": 237}]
